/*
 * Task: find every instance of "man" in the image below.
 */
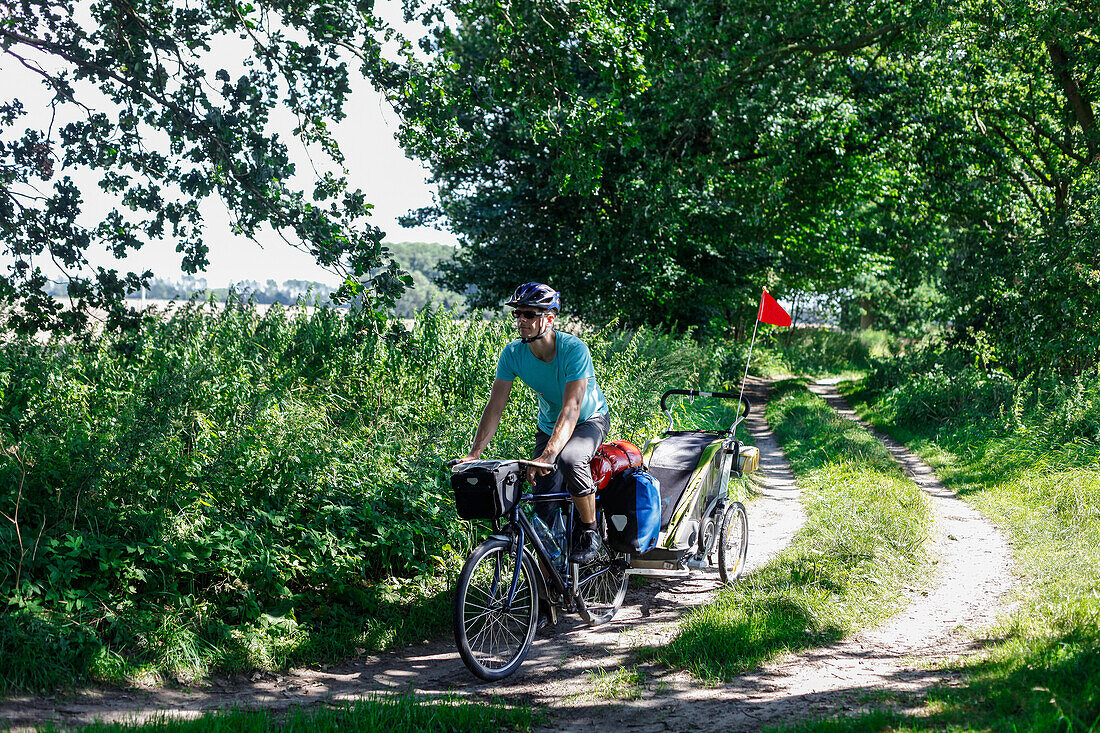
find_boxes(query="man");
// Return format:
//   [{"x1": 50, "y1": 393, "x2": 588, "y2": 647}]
[{"x1": 460, "y1": 282, "x2": 611, "y2": 564}]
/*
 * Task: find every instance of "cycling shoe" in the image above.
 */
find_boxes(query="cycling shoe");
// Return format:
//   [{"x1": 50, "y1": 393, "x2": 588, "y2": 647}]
[{"x1": 568, "y1": 529, "x2": 602, "y2": 565}]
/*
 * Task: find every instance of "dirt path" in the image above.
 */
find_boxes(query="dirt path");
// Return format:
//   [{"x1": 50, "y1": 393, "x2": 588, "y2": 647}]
[
  {"x1": 0, "y1": 378, "x2": 1017, "y2": 732},
  {"x1": 0, "y1": 378, "x2": 803, "y2": 731}
]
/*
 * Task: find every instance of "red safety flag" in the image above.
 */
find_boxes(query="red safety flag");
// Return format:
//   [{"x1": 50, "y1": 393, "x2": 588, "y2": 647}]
[{"x1": 757, "y1": 289, "x2": 792, "y2": 327}]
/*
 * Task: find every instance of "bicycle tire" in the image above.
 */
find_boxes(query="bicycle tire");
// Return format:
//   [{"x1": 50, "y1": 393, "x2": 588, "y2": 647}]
[
  {"x1": 574, "y1": 539, "x2": 628, "y2": 626},
  {"x1": 454, "y1": 537, "x2": 538, "y2": 680},
  {"x1": 717, "y1": 501, "x2": 749, "y2": 584}
]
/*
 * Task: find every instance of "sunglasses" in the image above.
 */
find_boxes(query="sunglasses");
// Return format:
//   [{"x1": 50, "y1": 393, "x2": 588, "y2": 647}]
[{"x1": 512, "y1": 309, "x2": 544, "y2": 321}]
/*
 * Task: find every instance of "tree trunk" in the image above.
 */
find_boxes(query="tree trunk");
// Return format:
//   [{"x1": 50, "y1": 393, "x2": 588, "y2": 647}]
[{"x1": 859, "y1": 297, "x2": 874, "y2": 330}]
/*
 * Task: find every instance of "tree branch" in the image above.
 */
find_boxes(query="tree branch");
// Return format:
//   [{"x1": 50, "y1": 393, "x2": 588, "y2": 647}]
[
  {"x1": 758, "y1": 24, "x2": 901, "y2": 68},
  {"x1": 1046, "y1": 39, "x2": 1099, "y2": 161},
  {"x1": 985, "y1": 117, "x2": 1052, "y2": 187},
  {"x1": 0, "y1": 26, "x2": 354, "y2": 274},
  {"x1": 1010, "y1": 108, "x2": 1089, "y2": 164}
]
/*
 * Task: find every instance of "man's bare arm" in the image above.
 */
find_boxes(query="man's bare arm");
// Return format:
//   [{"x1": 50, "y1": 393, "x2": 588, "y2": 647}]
[
  {"x1": 528, "y1": 378, "x2": 586, "y2": 480},
  {"x1": 461, "y1": 379, "x2": 514, "y2": 461}
]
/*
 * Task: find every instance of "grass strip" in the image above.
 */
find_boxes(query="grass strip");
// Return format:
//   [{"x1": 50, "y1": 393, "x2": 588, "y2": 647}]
[
  {"x1": 781, "y1": 384, "x2": 1100, "y2": 733},
  {"x1": 38, "y1": 694, "x2": 539, "y2": 732},
  {"x1": 651, "y1": 379, "x2": 932, "y2": 680}
]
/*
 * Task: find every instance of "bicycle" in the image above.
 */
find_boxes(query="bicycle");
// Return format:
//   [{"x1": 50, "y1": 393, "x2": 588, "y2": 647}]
[{"x1": 448, "y1": 458, "x2": 629, "y2": 680}]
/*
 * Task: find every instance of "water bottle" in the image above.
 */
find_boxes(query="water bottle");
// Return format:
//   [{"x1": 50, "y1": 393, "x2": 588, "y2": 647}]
[
  {"x1": 550, "y1": 510, "x2": 567, "y2": 564},
  {"x1": 531, "y1": 513, "x2": 562, "y2": 563}
]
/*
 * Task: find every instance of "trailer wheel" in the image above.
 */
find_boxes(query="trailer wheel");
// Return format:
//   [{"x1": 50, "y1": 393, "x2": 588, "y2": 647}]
[{"x1": 717, "y1": 501, "x2": 748, "y2": 583}]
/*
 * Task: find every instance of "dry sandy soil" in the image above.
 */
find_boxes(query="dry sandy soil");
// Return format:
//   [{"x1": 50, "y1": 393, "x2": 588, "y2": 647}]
[{"x1": 0, "y1": 378, "x2": 1016, "y2": 731}]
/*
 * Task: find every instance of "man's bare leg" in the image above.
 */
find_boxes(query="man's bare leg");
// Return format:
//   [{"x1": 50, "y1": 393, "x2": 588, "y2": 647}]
[{"x1": 573, "y1": 493, "x2": 596, "y2": 524}]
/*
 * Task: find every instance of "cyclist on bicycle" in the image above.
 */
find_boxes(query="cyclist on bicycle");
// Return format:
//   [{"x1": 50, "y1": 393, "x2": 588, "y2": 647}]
[{"x1": 459, "y1": 282, "x2": 611, "y2": 565}]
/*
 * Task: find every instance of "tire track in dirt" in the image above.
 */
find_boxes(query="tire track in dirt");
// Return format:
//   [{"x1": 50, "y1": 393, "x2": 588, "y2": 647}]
[{"x1": 0, "y1": 378, "x2": 805, "y2": 731}]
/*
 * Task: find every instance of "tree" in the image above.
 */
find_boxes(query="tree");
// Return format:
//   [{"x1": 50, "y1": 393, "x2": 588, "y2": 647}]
[
  {"x1": 0, "y1": 0, "x2": 407, "y2": 335},
  {"x1": 926, "y1": 0, "x2": 1100, "y2": 374},
  {"x1": 389, "y1": 0, "x2": 945, "y2": 334}
]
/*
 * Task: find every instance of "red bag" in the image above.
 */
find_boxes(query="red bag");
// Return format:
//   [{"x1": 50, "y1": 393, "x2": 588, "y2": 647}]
[{"x1": 591, "y1": 440, "x2": 643, "y2": 491}]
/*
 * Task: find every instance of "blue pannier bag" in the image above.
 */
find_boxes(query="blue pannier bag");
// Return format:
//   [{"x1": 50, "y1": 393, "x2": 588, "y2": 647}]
[{"x1": 602, "y1": 467, "x2": 662, "y2": 554}]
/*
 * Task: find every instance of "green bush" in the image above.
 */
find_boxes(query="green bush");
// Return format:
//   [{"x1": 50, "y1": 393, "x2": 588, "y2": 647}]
[
  {"x1": 0, "y1": 303, "x2": 734, "y2": 690},
  {"x1": 864, "y1": 345, "x2": 1100, "y2": 446},
  {"x1": 874, "y1": 364, "x2": 1016, "y2": 427},
  {"x1": 748, "y1": 326, "x2": 899, "y2": 378}
]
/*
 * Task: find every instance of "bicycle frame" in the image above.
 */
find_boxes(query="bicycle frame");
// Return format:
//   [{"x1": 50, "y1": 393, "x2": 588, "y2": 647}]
[
  {"x1": 492, "y1": 487, "x2": 624, "y2": 618},
  {"x1": 489, "y1": 490, "x2": 573, "y2": 612}
]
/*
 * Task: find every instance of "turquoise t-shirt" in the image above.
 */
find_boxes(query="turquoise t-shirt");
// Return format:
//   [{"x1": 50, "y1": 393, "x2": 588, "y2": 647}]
[{"x1": 495, "y1": 331, "x2": 610, "y2": 434}]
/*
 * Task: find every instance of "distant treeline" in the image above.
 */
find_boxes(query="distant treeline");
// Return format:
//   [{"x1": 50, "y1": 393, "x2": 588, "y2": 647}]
[
  {"x1": 384, "y1": 242, "x2": 467, "y2": 317},
  {"x1": 44, "y1": 242, "x2": 467, "y2": 317}
]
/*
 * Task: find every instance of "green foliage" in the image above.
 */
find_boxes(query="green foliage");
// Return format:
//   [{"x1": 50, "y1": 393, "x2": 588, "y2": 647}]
[
  {"x1": 863, "y1": 346, "x2": 1100, "y2": 444},
  {"x1": 0, "y1": 304, "x2": 734, "y2": 691},
  {"x1": 84, "y1": 243, "x2": 465, "y2": 317},
  {"x1": 384, "y1": 0, "x2": 1100, "y2": 373},
  {"x1": 873, "y1": 364, "x2": 1017, "y2": 429},
  {"x1": 828, "y1": 370, "x2": 1100, "y2": 732},
  {"x1": 743, "y1": 326, "x2": 900, "y2": 379},
  {"x1": 653, "y1": 380, "x2": 931, "y2": 679},
  {"x1": 928, "y1": 0, "x2": 1100, "y2": 377},
  {"x1": 835, "y1": 275, "x2": 945, "y2": 338},
  {"x1": 390, "y1": 0, "x2": 943, "y2": 337},
  {"x1": 772, "y1": 328, "x2": 875, "y2": 377},
  {"x1": 0, "y1": 0, "x2": 404, "y2": 335},
  {"x1": 36, "y1": 695, "x2": 538, "y2": 732}
]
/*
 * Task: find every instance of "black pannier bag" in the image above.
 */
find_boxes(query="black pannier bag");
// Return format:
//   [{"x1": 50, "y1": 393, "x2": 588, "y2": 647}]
[
  {"x1": 601, "y1": 467, "x2": 662, "y2": 554},
  {"x1": 451, "y1": 461, "x2": 522, "y2": 520}
]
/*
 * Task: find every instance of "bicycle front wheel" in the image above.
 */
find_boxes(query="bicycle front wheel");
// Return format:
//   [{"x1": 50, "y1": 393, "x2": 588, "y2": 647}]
[{"x1": 454, "y1": 538, "x2": 539, "y2": 680}]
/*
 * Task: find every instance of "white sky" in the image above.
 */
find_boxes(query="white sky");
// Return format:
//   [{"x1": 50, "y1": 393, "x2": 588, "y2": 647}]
[{"x1": 0, "y1": 0, "x2": 456, "y2": 289}]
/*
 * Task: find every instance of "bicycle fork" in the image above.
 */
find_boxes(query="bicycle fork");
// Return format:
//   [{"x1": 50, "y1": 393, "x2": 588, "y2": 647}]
[{"x1": 501, "y1": 524, "x2": 527, "y2": 612}]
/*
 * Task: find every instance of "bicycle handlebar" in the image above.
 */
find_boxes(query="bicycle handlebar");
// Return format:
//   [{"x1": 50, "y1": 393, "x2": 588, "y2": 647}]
[
  {"x1": 659, "y1": 389, "x2": 751, "y2": 415},
  {"x1": 447, "y1": 458, "x2": 556, "y2": 471}
]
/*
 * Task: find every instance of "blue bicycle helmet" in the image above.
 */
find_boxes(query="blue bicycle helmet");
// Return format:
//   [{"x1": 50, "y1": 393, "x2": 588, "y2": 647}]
[{"x1": 505, "y1": 282, "x2": 561, "y2": 312}]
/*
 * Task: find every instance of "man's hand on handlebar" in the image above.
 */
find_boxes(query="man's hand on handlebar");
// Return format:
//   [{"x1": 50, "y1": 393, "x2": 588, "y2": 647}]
[
  {"x1": 445, "y1": 455, "x2": 480, "y2": 469},
  {"x1": 526, "y1": 451, "x2": 556, "y2": 485}
]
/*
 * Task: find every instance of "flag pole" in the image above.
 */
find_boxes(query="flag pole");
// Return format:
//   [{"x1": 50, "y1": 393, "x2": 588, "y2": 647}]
[
  {"x1": 737, "y1": 316, "x2": 760, "y2": 410},
  {"x1": 738, "y1": 287, "x2": 787, "y2": 415}
]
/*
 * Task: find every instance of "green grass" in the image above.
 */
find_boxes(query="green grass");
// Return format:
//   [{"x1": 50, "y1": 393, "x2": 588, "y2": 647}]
[
  {"x1": 36, "y1": 694, "x2": 538, "y2": 732},
  {"x1": 581, "y1": 665, "x2": 652, "y2": 700},
  {"x1": 651, "y1": 379, "x2": 932, "y2": 679},
  {"x1": 781, "y1": 380, "x2": 1100, "y2": 732}
]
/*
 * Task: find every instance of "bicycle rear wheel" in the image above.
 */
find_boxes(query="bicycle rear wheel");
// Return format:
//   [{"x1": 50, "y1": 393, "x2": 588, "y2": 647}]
[
  {"x1": 717, "y1": 501, "x2": 749, "y2": 583},
  {"x1": 454, "y1": 538, "x2": 538, "y2": 680},
  {"x1": 574, "y1": 540, "x2": 627, "y2": 626}
]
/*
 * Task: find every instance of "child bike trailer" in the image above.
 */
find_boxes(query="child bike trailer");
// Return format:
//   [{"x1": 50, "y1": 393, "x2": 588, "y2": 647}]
[{"x1": 628, "y1": 389, "x2": 758, "y2": 583}]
